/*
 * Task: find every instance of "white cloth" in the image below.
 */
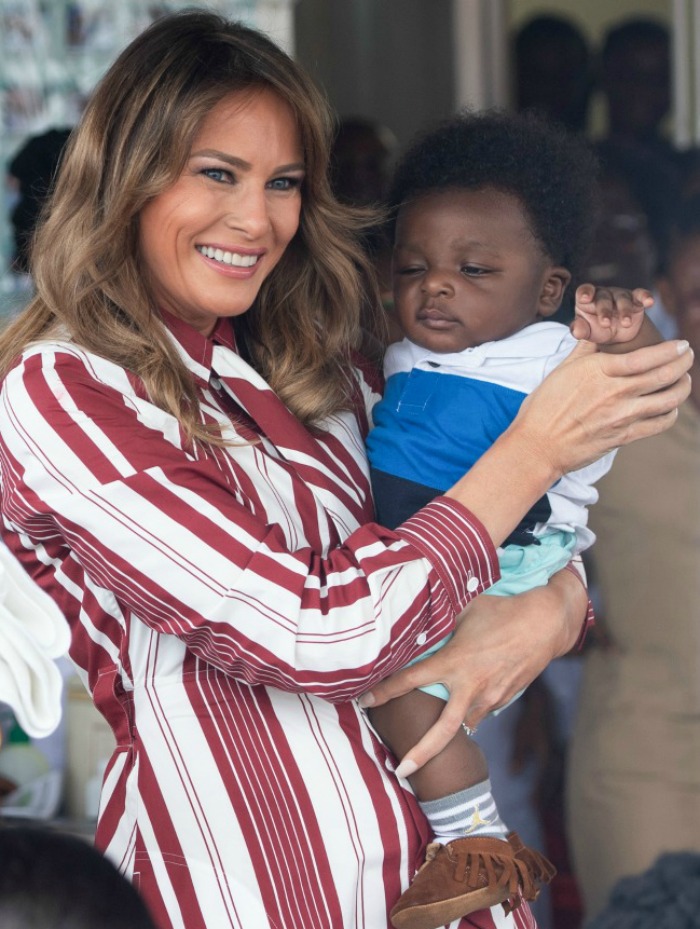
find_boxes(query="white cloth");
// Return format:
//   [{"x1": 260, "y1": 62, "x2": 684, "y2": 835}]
[{"x1": 0, "y1": 540, "x2": 69, "y2": 737}]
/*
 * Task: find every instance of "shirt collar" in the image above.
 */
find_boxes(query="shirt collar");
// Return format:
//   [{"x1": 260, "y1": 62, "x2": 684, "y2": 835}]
[
  {"x1": 400, "y1": 321, "x2": 570, "y2": 369},
  {"x1": 158, "y1": 309, "x2": 238, "y2": 384}
]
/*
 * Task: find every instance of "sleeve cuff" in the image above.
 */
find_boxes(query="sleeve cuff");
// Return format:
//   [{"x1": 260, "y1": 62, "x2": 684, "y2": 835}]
[
  {"x1": 396, "y1": 496, "x2": 501, "y2": 615},
  {"x1": 564, "y1": 557, "x2": 595, "y2": 650}
]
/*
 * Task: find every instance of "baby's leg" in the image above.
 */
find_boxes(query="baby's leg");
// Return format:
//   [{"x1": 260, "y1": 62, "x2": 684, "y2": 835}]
[
  {"x1": 370, "y1": 690, "x2": 555, "y2": 929},
  {"x1": 369, "y1": 690, "x2": 507, "y2": 841}
]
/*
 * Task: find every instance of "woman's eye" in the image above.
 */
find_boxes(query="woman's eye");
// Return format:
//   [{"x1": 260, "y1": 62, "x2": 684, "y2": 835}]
[
  {"x1": 201, "y1": 167, "x2": 234, "y2": 184},
  {"x1": 267, "y1": 176, "x2": 302, "y2": 191}
]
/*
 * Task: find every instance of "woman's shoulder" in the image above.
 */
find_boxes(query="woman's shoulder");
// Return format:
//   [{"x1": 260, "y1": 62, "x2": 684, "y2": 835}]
[{"x1": 2, "y1": 336, "x2": 143, "y2": 404}]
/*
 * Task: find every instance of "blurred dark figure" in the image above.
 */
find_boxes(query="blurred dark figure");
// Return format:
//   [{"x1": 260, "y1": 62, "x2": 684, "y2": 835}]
[
  {"x1": 330, "y1": 116, "x2": 398, "y2": 317},
  {"x1": 599, "y1": 18, "x2": 674, "y2": 167},
  {"x1": 586, "y1": 852, "x2": 700, "y2": 929},
  {"x1": 330, "y1": 116, "x2": 397, "y2": 207},
  {"x1": 514, "y1": 15, "x2": 594, "y2": 133},
  {"x1": 568, "y1": 196, "x2": 700, "y2": 920},
  {"x1": 583, "y1": 142, "x2": 680, "y2": 338},
  {"x1": 7, "y1": 127, "x2": 72, "y2": 274},
  {"x1": 656, "y1": 192, "x2": 700, "y2": 335},
  {"x1": 0, "y1": 824, "x2": 158, "y2": 928},
  {"x1": 585, "y1": 143, "x2": 678, "y2": 289},
  {"x1": 673, "y1": 145, "x2": 700, "y2": 200},
  {"x1": 595, "y1": 19, "x2": 680, "y2": 287}
]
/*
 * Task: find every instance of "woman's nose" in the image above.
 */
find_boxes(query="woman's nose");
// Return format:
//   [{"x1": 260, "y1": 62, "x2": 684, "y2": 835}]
[{"x1": 224, "y1": 185, "x2": 271, "y2": 239}]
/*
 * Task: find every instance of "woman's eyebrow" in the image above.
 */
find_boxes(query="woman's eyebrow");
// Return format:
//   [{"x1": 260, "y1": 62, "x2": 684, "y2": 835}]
[{"x1": 191, "y1": 148, "x2": 305, "y2": 173}]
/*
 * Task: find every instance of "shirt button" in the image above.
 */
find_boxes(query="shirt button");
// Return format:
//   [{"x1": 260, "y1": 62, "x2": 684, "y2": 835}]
[
  {"x1": 467, "y1": 576, "x2": 480, "y2": 592},
  {"x1": 211, "y1": 377, "x2": 222, "y2": 391},
  {"x1": 416, "y1": 632, "x2": 428, "y2": 646}
]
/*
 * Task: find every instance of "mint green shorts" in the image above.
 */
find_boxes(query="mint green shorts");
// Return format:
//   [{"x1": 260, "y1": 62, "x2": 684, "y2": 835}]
[{"x1": 412, "y1": 530, "x2": 577, "y2": 704}]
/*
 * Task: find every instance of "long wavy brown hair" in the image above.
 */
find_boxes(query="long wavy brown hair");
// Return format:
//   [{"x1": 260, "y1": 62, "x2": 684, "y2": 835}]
[{"x1": 0, "y1": 10, "x2": 385, "y2": 438}]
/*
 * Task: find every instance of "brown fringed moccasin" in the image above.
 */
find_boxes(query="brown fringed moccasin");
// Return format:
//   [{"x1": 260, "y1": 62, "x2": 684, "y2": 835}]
[{"x1": 389, "y1": 831, "x2": 556, "y2": 929}]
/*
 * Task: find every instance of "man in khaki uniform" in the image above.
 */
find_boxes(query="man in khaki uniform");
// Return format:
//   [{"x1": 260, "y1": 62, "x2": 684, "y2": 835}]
[{"x1": 567, "y1": 201, "x2": 700, "y2": 920}]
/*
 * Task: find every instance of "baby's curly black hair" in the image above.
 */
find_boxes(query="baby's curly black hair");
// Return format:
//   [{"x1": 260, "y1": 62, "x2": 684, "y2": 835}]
[{"x1": 387, "y1": 109, "x2": 599, "y2": 281}]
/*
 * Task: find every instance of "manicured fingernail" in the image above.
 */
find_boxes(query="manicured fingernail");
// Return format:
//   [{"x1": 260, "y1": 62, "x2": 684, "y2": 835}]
[
  {"x1": 395, "y1": 758, "x2": 418, "y2": 779},
  {"x1": 358, "y1": 692, "x2": 375, "y2": 709},
  {"x1": 677, "y1": 340, "x2": 690, "y2": 353}
]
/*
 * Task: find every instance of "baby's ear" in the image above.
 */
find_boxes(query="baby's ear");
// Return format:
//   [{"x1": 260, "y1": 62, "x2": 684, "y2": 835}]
[{"x1": 539, "y1": 267, "x2": 572, "y2": 318}]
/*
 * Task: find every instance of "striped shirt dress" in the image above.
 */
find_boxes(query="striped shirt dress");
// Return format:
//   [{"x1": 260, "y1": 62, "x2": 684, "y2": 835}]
[{"x1": 0, "y1": 311, "x2": 537, "y2": 929}]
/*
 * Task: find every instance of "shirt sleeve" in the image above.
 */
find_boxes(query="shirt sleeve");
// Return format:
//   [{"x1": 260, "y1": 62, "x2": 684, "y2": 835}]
[
  {"x1": 564, "y1": 556, "x2": 595, "y2": 649},
  {"x1": 0, "y1": 349, "x2": 500, "y2": 701}
]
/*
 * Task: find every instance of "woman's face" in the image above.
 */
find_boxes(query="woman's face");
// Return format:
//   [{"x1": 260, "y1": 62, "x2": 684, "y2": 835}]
[{"x1": 139, "y1": 88, "x2": 304, "y2": 336}]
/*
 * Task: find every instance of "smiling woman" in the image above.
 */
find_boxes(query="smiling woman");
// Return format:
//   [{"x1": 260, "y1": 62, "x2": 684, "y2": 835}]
[
  {"x1": 0, "y1": 10, "x2": 691, "y2": 929},
  {"x1": 138, "y1": 89, "x2": 304, "y2": 336}
]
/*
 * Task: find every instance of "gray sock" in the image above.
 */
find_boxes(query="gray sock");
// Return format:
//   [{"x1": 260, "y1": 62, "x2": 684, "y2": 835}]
[{"x1": 418, "y1": 779, "x2": 509, "y2": 843}]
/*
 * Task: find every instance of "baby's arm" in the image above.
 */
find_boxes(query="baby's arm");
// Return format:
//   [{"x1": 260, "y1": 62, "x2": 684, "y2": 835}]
[{"x1": 570, "y1": 284, "x2": 660, "y2": 352}]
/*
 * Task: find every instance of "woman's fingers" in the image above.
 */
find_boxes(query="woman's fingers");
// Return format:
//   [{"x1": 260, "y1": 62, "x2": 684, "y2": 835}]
[
  {"x1": 393, "y1": 697, "x2": 477, "y2": 777},
  {"x1": 359, "y1": 655, "x2": 463, "y2": 710},
  {"x1": 596, "y1": 338, "x2": 691, "y2": 381},
  {"x1": 616, "y1": 405, "x2": 681, "y2": 444},
  {"x1": 361, "y1": 580, "x2": 580, "y2": 771},
  {"x1": 523, "y1": 339, "x2": 693, "y2": 473}
]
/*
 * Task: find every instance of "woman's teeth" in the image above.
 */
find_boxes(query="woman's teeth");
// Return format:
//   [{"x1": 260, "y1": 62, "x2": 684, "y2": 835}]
[{"x1": 197, "y1": 246, "x2": 258, "y2": 267}]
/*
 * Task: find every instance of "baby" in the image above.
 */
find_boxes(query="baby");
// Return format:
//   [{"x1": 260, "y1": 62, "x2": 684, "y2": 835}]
[{"x1": 365, "y1": 110, "x2": 657, "y2": 929}]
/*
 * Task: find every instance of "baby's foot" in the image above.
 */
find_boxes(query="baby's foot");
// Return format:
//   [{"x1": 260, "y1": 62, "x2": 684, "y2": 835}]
[{"x1": 389, "y1": 832, "x2": 556, "y2": 929}]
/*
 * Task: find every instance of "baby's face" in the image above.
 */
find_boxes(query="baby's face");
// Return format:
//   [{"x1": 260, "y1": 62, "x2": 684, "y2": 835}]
[{"x1": 392, "y1": 187, "x2": 562, "y2": 353}]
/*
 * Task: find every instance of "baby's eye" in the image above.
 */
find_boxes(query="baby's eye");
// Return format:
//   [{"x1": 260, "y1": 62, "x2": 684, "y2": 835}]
[
  {"x1": 461, "y1": 265, "x2": 490, "y2": 277},
  {"x1": 201, "y1": 167, "x2": 234, "y2": 184},
  {"x1": 396, "y1": 265, "x2": 423, "y2": 275},
  {"x1": 267, "y1": 176, "x2": 303, "y2": 191}
]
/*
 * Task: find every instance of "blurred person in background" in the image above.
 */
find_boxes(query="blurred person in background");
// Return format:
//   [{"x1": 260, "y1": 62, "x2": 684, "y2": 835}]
[
  {"x1": 584, "y1": 143, "x2": 679, "y2": 339},
  {"x1": 0, "y1": 825, "x2": 157, "y2": 929},
  {"x1": 330, "y1": 115, "x2": 398, "y2": 319},
  {"x1": 7, "y1": 127, "x2": 72, "y2": 276},
  {"x1": 513, "y1": 15, "x2": 594, "y2": 135},
  {"x1": 567, "y1": 193, "x2": 700, "y2": 920},
  {"x1": 598, "y1": 18, "x2": 676, "y2": 170}
]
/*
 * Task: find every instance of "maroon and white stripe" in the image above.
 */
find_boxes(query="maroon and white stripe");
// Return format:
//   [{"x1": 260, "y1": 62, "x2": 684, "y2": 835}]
[{"x1": 0, "y1": 314, "x2": 533, "y2": 929}]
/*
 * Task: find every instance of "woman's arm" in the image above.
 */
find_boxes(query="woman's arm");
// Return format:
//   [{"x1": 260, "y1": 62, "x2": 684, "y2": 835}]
[
  {"x1": 360, "y1": 567, "x2": 588, "y2": 771},
  {"x1": 442, "y1": 338, "x2": 691, "y2": 547},
  {"x1": 0, "y1": 339, "x2": 689, "y2": 707},
  {"x1": 360, "y1": 338, "x2": 692, "y2": 768},
  {"x1": 0, "y1": 349, "x2": 498, "y2": 702}
]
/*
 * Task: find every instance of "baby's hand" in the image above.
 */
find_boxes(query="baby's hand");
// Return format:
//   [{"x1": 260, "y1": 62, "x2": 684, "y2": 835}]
[{"x1": 571, "y1": 284, "x2": 654, "y2": 344}]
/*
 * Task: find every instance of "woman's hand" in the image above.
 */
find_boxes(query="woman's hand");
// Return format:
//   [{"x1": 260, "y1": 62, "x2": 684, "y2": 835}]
[
  {"x1": 360, "y1": 569, "x2": 587, "y2": 773},
  {"x1": 445, "y1": 339, "x2": 692, "y2": 548},
  {"x1": 515, "y1": 337, "x2": 692, "y2": 475}
]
